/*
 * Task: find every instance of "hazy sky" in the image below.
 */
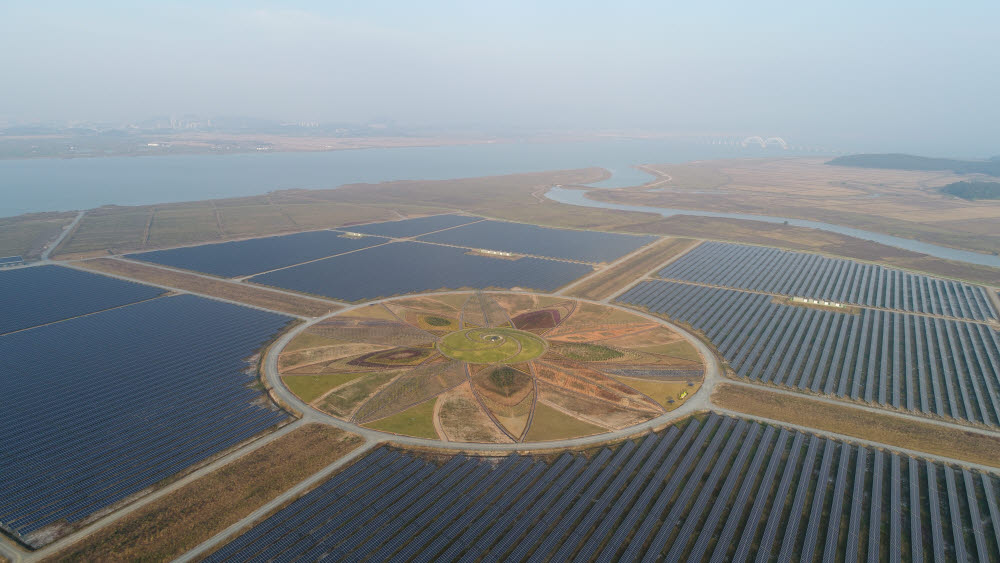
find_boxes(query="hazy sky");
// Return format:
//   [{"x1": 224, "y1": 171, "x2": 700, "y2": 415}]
[{"x1": 2, "y1": 1, "x2": 998, "y2": 153}]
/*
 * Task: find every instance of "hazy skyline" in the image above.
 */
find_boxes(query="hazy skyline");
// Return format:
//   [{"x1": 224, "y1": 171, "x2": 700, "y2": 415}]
[{"x1": 2, "y1": 1, "x2": 999, "y2": 154}]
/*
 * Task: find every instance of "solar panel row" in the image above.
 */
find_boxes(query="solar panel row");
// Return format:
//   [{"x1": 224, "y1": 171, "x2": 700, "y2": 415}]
[
  {"x1": 128, "y1": 230, "x2": 389, "y2": 278},
  {"x1": 657, "y1": 241, "x2": 998, "y2": 321},
  {"x1": 0, "y1": 294, "x2": 292, "y2": 542},
  {"x1": 618, "y1": 280, "x2": 1000, "y2": 427},
  {"x1": 417, "y1": 219, "x2": 658, "y2": 263},
  {"x1": 0, "y1": 265, "x2": 166, "y2": 335},
  {"x1": 249, "y1": 241, "x2": 594, "y2": 301},
  {"x1": 205, "y1": 413, "x2": 1000, "y2": 562}
]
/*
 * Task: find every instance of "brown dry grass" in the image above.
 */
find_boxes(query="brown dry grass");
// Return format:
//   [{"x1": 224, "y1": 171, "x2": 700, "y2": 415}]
[
  {"x1": 602, "y1": 157, "x2": 1000, "y2": 256},
  {"x1": 49, "y1": 424, "x2": 364, "y2": 563},
  {"x1": 75, "y1": 258, "x2": 340, "y2": 317},
  {"x1": 712, "y1": 383, "x2": 1000, "y2": 468},
  {"x1": 0, "y1": 212, "x2": 76, "y2": 260},
  {"x1": 567, "y1": 237, "x2": 700, "y2": 300}
]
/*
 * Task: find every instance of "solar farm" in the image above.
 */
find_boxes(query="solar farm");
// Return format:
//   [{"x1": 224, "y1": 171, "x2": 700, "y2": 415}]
[
  {"x1": 203, "y1": 415, "x2": 1000, "y2": 562},
  {"x1": 3, "y1": 212, "x2": 1000, "y2": 562}
]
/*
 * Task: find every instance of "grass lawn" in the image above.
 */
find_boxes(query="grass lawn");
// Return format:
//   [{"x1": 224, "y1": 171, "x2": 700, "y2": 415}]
[
  {"x1": 523, "y1": 402, "x2": 605, "y2": 441},
  {"x1": 283, "y1": 372, "x2": 368, "y2": 403},
  {"x1": 438, "y1": 328, "x2": 545, "y2": 363},
  {"x1": 363, "y1": 398, "x2": 439, "y2": 439}
]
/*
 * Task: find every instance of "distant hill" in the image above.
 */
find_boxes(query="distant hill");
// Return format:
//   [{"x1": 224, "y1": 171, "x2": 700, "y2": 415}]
[
  {"x1": 939, "y1": 180, "x2": 1000, "y2": 200},
  {"x1": 827, "y1": 154, "x2": 1000, "y2": 176}
]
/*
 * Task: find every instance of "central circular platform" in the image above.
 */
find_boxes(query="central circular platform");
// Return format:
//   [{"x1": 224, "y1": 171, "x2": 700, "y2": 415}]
[
  {"x1": 277, "y1": 292, "x2": 706, "y2": 444},
  {"x1": 437, "y1": 327, "x2": 546, "y2": 363}
]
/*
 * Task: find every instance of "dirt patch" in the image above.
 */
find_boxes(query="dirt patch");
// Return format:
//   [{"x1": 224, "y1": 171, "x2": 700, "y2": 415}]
[{"x1": 75, "y1": 258, "x2": 340, "y2": 317}]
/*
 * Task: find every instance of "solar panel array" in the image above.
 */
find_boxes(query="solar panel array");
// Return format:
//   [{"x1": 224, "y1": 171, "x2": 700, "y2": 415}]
[
  {"x1": 0, "y1": 295, "x2": 292, "y2": 543},
  {"x1": 417, "y1": 219, "x2": 658, "y2": 263},
  {"x1": 343, "y1": 214, "x2": 482, "y2": 238},
  {"x1": 618, "y1": 280, "x2": 1000, "y2": 427},
  {"x1": 0, "y1": 255, "x2": 24, "y2": 266},
  {"x1": 250, "y1": 241, "x2": 593, "y2": 301},
  {"x1": 128, "y1": 230, "x2": 389, "y2": 278},
  {"x1": 205, "y1": 414, "x2": 1000, "y2": 562},
  {"x1": 0, "y1": 265, "x2": 166, "y2": 335},
  {"x1": 657, "y1": 241, "x2": 998, "y2": 321}
]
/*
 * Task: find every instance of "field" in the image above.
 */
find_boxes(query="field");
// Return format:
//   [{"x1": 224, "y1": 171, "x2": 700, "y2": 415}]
[
  {"x1": 0, "y1": 212, "x2": 75, "y2": 260},
  {"x1": 0, "y1": 295, "x2": 292, "y2": 546},
  {"x1": 565, "y1": 237, "x2": 700, "y2": 300},
  {"x1": 658, "y1": 241, "x2": 997, "y2": 321},
  {"x1": 250, "y1": 241, "x2": 594, "y2": 301},
  {"x1": 620, "y1": 280, "x2": 1000, "y2": 428},
  {"x1": 74, "y1": 258, "x2": 341, "y2": 317},
  {"x1": 596, "y1": 157, "x2": 1000, "y2": 256},
  {"x1": 712, "y1": 383, "x2": 1000, "y2": 469},
  {"x1": 202, "y1": 414, "x2": 1000, "y2": 562},
  {"x1": 48, "y1": 424, "x2": 363, "y2": 562},
  {"x1": 129, "y1": 230, "x2": 389, "y2": 278},
  {"x1": 0, "y1": 265, "x2": 165, "y2": 335},
  {"x1": 278, "y1": 293, "x2": 704, "y2": 442},
  {"x1": 417, "y1": 219, "x2": 658, "y2": 263}
]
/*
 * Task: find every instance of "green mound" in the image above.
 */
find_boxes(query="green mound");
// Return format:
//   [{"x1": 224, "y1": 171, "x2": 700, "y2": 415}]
[{"x1": 437, "y1": 328, "x2": 546, "y2": 364}]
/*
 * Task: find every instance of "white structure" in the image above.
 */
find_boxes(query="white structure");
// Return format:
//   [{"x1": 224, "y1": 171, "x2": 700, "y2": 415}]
[
  {"x1": 741, "y1": 136, "x2": 789, "y2": 149},
  {"x1": 478, "y1": 249, "x2": 515, "y2": 257},
  {"x1": 791, "y1": 296, "x2": 845, "y2": 308}
]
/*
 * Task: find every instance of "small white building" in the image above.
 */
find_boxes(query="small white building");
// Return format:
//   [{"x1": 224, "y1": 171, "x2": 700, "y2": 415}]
[{"x1": 791, "y1": 296, "x2": 845, "y2": 308}]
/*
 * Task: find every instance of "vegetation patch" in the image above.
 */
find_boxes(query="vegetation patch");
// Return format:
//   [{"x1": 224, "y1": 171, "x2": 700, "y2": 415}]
[
  {"x1": 48, "y1": 424, "x2": 363, "y2": 563},
  {"x1": 282, "y1": 372, "x2": 367, "y2": 403},
  {"x1": 523, "y1": 402, "x2": 605, "y2": 441},
  {"x1": 551, "y1": 342, "x2": 624, "y2": 362},
  {"x1": 939, "y1": 180, "x2": 1000, "y2": 200},
  {"x1": 437, "y1": 328, "x2": 546, "y2": 363},
  {"x1": 423, "y1": 315, "x2": 452, "y2": 326},
  {"x1": 364, "y1": 399, "x2": 439, "y2": 439}
]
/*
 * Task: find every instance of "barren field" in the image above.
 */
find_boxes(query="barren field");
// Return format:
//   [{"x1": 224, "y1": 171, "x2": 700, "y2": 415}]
[
  {"x1": 712, "y1": 383, "x2": 1000, "y2": 468},
  {"x1": 48, "y1": 424, "x2": 363, "y2": 562},
  {"x1": 595, "y1": 157, "x2": 1000, "y2": 255},
  {"x1": 0, "y1": 212, "x2": 75, "y2": 260},
  {"x1": 566, "y1": 237, "x2": 700, "y2": 300},
  {"x1": 74, "y1": 258, "x2": 340, "y2": 317}
]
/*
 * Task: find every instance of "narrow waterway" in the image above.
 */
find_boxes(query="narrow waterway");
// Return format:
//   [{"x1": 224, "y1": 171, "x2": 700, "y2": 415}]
[{"x1": 545, "y1": 187, "x2": 1000, "y2": 269}]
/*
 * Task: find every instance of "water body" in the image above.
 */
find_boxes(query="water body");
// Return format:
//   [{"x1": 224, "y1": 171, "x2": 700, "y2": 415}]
[
  {"x1": 0, "y1": 138, "x2": 808, "y2": 217},
  {"x1": 546, "y1": 187, "x2": 1000, "y2": 268}
]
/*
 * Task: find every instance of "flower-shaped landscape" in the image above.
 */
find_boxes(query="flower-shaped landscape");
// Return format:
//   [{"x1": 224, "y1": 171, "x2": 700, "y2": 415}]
[{"x1": 278, "y1": 292, "x2": 705, "y2": 442}]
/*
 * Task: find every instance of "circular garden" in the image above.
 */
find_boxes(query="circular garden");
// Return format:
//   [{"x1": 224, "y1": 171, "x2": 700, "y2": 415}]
[{"x1": 277, "y1": 292, "x2": 705, "y2": 443}]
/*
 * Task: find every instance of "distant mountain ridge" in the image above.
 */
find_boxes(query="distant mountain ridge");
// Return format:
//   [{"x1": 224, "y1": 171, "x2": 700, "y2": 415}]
[{"x1": 827, "y1": 153, "x2": 1000, "y2": 176}]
